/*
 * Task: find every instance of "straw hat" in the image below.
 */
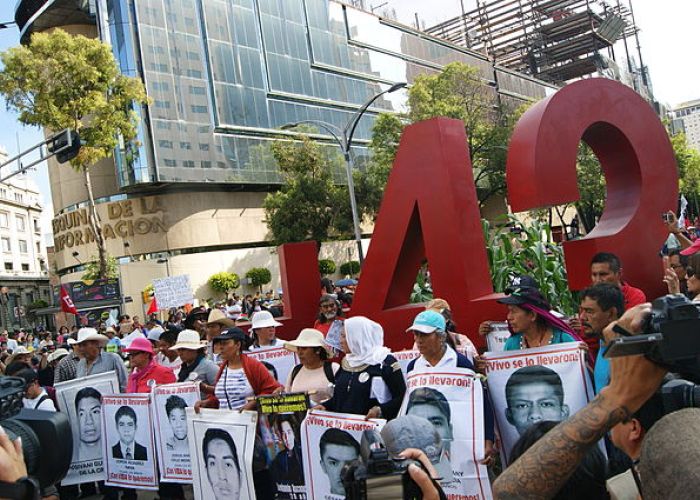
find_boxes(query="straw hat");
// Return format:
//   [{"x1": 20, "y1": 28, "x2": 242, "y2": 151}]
[
  {"x1": 169, "y1": 329, "x2": 207, "y2": 351},
  {"x1": 251, "y1": 310, "x2": 282, "y2": 330},
  {"x1": 67, "y1": 328, "x2": 108, "y2": 346},
  {"x1": 206, "y1": 308, "x2": 235, "y2": 327},
  {"x1": 47, "y1": 348, "x2": 69, "y2": 363},
  {"x1": 284, "y1": 328, "x2": 329, "y2": 354}
]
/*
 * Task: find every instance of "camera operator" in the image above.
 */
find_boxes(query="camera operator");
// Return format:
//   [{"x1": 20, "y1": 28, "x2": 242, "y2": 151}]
[{"x1": 493, "y1": 303, "x2": 667, "y2": 499}]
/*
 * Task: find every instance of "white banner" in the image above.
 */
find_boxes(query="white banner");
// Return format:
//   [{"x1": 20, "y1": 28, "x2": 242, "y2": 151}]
[
  {"x1": 392, "y1": 349, "x2": 420, "y2": 377},
  {"x1": 486, "y1": 322, "x2": 510, "y2": 353},
  {"x1": 300, "y1": 410, "x2": 385, "y2": 499},
  {"x1": 151, "y1": 382, "x2": 200, "y2": 483},
  {"x1": 247, "y1": 346, "x2": 299, "y2": 386},
  {"x1": 102, "y1": 394, "x2": 158, "y2": 490},
  {"x1": 483, "y1": 343, "x2": 594, "y2": 465},
  {"x1": 400, "y1": 367, "x2": 492, "y2": 500},
  {"x1": 153, "y1": 274, "x2": 194, "y2": 309},
  {"x1": 187, "y1": 408, "x2": 258, "y2": 500},
  {"x1": 54, "y1": 371, "x2": 120, "y2": 485}
]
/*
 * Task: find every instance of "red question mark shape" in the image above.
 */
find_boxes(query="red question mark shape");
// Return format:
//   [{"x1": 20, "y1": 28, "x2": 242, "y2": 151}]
[{"x1": 507, "y1": 78, "x2": 678, "y2": 297}]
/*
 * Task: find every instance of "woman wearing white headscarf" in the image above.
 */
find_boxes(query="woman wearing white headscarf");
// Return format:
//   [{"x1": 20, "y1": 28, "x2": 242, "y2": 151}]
[{"x1": 319, "y1": 316, "x2": 406, "y2": 419}]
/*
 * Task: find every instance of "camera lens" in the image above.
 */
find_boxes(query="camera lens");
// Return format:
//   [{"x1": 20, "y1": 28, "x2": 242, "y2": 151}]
[{"x1": 0, "y1": 420, "x2": 41, "y2": 475}]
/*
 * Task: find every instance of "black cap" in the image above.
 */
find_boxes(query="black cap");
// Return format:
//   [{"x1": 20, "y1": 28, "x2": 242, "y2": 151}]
[
  {"x1": 498, "y1": 287, "x2": 550, "y2": 310},
  {"x1": 504, "y1": 275, "x2": 539, "y2": 294},
  {"x1": 213, "y1": 327, "x2": 247, "y2": 343}
]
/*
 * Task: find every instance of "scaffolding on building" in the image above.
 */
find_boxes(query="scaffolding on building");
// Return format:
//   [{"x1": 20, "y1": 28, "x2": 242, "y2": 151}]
[{"x1": 425, "y1": 0, "x2": 650, "y2": 97}]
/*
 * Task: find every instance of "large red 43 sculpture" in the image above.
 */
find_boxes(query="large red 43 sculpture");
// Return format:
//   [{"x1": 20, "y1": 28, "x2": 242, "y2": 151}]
[{"x1": 272, "y1": 79, "x2": 678, "y2": 350}]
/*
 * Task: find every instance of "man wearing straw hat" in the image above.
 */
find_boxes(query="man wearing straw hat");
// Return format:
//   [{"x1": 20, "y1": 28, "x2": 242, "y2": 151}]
[
  {"x1": 73, "y1": 327, "x2": 128, "y2": 392},
  {"x1": 205, "y1": 309, "x2": 235, "y2": 362}
]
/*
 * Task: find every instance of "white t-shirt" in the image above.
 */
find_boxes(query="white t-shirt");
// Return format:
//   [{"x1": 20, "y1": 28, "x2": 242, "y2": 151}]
[
  {"x1": 215, "y1": 367, "x2": 254, "y2": 410},
  {"x1": 249, "y1": 338, "x2": 285, "y2": 351},
  {"x1": 23, "y1": 389, "x2": 56, "y2": 412}
]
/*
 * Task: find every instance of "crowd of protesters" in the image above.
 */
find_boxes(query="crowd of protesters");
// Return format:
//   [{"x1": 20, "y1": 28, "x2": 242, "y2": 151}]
[{"x1": 2, "y1": 212, "x2": 700, "y2": 500}]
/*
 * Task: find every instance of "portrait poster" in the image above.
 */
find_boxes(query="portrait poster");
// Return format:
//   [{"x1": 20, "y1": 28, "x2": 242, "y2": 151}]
[
  {"x1": 263, "y1": 409, "x2": 308, "y2": 499},
  {"x1": 187, "y1": 408, "x2": 258, "y2": 500},
  {"x1": 399, "y1": 367, "x2": 492, "y2": 500},
  {"x1": 102, "y1": 394, "x2": 158, "y2": 490},
  {"x1": 54, "y1": 371, "x2": 120, "y2": 485},
  {"x1": 247, "y1": 346, "x2": 299, "y2": 385},
  {"x1": 486, "y1": 322, "x2": 510, "y2": 353},
  {"x1": 151, "y1": 382, "x2": 200, "y2": 483},
  {"x1": 300, "y1": 410, "x2": 385, "y2": 499},
  {"x1": 392, "y1": 349, "x2": 420, "y2": 377},
  {"x1": 483, "y1": 343, "x2": 594, "y2": 465}
]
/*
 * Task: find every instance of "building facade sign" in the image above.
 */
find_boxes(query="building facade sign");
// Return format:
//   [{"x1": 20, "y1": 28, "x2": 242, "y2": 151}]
[{"x1": 53, "y1": 197, "x2": 167, "y2": 251}]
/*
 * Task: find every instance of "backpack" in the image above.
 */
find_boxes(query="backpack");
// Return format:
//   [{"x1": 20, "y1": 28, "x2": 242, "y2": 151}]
[{"x1": 289, "y1": 362, "x2": 335, "y2": 387}]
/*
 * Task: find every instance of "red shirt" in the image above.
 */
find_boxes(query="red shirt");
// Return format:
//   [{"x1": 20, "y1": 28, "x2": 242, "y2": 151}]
[
  {"x1": 621, "y1": 283, "x2": 646, "y2": 309},
  {"x1": 129, "y1": 362, "x2": 175, "y2": 393}
]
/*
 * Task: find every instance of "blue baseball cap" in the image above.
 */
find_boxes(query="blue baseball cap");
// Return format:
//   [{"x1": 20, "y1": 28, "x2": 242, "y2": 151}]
[{"x1": 406, "y1": 310, "x2": 446, "y2": 334}]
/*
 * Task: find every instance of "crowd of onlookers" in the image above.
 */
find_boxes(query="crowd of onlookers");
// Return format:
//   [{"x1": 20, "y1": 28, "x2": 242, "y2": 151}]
[{"x1": 1, "y1": 212, "x2": 700, "y2": 499}]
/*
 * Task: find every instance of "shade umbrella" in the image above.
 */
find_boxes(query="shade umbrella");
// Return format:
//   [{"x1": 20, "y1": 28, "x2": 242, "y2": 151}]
[{"x1": 335, "y1": 278, "x2": 358, "y2": 286}]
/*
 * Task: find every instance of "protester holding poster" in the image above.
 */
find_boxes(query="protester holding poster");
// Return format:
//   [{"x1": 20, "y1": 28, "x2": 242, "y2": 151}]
[
  {"x1": 186, "y1": 408, "x2": 257, "y2": 500},
  {"x1": 320, "y1": 316, "x2": 405, "y2": 419},
  {"x1": 55, "y1": 371, "x2": 120, "y2": 486},
  {"x1": 483, "y1": 343, "x2": 594, "y2": 464},
  {"x1": 247, "y1": 344, "x2": 299, "y2": 388},
  {"x1": 283, "y1": 328, "x2": 338, "y2": 405},
  {"x1": 152, "y1": 382, "x2": 200, "y2": 483},
  {"x1": 496, "y1": 287, "x2": 578, "y2": 350},
  {"x1": 196, "y1": 327, "x2": 282, "y2": 412},
  {"x1": 249, "y1": 311, "x2": 285, "y2": 349},
  {"x1": 102, "y1": 394, "x2": 158, "y2": 491},
  {"x1": 300, "y1": 410, "x2": 384, "y2": 499},
  {"x1": 124, "y1": 337, "x2": 176, "y2": 392},
  {"x1": 171, "y1": 329, "x2": 219, "y2": 395}
]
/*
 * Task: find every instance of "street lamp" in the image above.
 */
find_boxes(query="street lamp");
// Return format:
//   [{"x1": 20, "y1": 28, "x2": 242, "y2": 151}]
[
  {"x1": 157, "y1": 257, "x2": 171, "y2": 277},
  {"x1": 281, "y1": 82, "x2": 407, "y2": 264}
]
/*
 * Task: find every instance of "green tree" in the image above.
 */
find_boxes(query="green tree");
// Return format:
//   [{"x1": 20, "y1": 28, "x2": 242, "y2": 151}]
[
  {"x1": 245, "y1": 267, "x2": 272, "y2": 293},
  {"x1": 575, "y1": 144, "x2": 606, "y2": 233},
  {"x1": 263, "y1": 134, "x2": 350, "y2": 247},
  {"x1": 339, "y1": 260, "x2": 361, "y2": 276},
  {"x1": 82, "y1": 255, "x2": 119, "y2": 280},
  {"x1": 671, "y1": 132, "x2": 700, "y2": 214},
  {"x1": 0, "y1": 29, "x2": 149, "y2": 279},
  {"x1": 208, "y1": 272, "x2": 240, "y2": 298},
  {"x1": 318, "y1": 259, "x2": 336, "y2": 275},
  {"x1": 360, "y1": 62, "x2": 522, "y2": 217}
]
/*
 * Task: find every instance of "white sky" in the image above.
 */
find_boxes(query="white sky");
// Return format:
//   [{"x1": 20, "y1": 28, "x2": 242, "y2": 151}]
[{"x1": 384, "y1": 0, "x2": 700, "y2": 106}]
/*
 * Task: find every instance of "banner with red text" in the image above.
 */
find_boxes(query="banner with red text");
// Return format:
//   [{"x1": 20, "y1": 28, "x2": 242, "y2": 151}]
[
  {"x1": 247, "y1": 346, "x2": 299, "y2": 387},
  {"x1": 393, "y1": 349, "x2": 420, "y2": 376},
  {"x1": 186, "y1": 408, "x2": 258, "y2": 500},
  {"x1": 300, "y1": 410, "x2": 385, "y2": 499},
  {"x1": 483, "y1": 343, "x2": 594, "y2": 464},
  {"x1": 399, "y1": 367, "x2": 492, "y2": 500},
  {"x1": 151, "y1": 382, "x2": 200, "y2": 483},
  {"x1": 102, "y1": 394, "x2": 158, "y2": 490},
  {"x1": 55, "y1": 371, "x2": 120, "y2": 485}
]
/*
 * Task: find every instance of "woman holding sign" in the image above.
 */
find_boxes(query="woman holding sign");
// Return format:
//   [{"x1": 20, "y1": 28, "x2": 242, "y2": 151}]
[
  {"x1": 196, "y1": 327, "x2": 282, "y2": 412},
  {"x1": 406, "y1": 310, "x2": 497, "y2": 465},
  {"x1": 497, "y1": 288, "x2": 578, "y2": 351},
  {"x1": 283, "y1": 328, "x2": 338, "y2": 405},
  {"x1": 319, "y1": 316, "x2": 405, "y2": 419},
  {"x1": 249, "y1": 311, "x2": 285, "y2": 350}
]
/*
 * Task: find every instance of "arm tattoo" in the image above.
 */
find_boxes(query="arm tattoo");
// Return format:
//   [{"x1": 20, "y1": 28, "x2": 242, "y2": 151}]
[{"x1": 492, "y1": 392, "x2": 630, "y2": 500}]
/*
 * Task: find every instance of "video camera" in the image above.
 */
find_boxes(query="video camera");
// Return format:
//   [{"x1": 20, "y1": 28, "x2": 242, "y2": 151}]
[
  {"x1": 0, "y1": 376, "x2": 72, "y2": 488},
  {"x1": 605, "y1": 294, "x2": 700, "y2": 383},
  {"x1": 341, "y1": 429, "x2": 427, "y2": 500}
]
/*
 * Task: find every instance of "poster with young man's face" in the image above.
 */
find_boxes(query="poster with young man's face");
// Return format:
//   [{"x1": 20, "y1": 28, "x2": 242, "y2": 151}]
[
  {"x1": 187, "y1": 408, "x2": 257, "y2": 500},
  {"x1": 54, "y1": 371, "x2": 120, "y2": 485},
  {"x1": 151, "y1": 382, "x2": 200, "y2": 483},
  {"x1": 102, "y1": 394, "x2": 158, "y2": 490},
  {"x1": 483, "y1": 343, "x2": 595, "y2": 465},
  {"x1": 300, "y1": 410, "x2": 385, "y2": 499},
  {"x1": 259, "y1": 410, "x2": 307, "y2": 500},
  {"x1": 399, "y1": 367, "x2": 492, "y2": 499},
  {"x1": 246, "y1": 346, "x2": 299, "y2": 385}
]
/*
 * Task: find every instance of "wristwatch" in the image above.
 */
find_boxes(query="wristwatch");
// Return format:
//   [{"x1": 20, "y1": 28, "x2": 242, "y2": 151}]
[{"x1": 0, "y1": 476, "x2": 40, "y2": 500}]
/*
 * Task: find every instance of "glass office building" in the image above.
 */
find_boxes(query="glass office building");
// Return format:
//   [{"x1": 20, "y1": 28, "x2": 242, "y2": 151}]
[{"x1": 18, "y1": 0, "x2": 557, "y2": 191}]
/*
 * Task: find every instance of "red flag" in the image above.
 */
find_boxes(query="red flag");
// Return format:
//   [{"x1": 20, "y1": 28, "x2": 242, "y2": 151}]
[
  {"x1": 60, "y1": 286, "x2": 78, "y2": 315},
  {"x1": 147, "y1": 297, "x2": 158, "y2": 315}
]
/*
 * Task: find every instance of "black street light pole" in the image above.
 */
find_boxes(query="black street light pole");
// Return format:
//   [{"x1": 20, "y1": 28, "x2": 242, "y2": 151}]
[{"x1": 282, "y1": 82, "x2": 407, "y2": 265}]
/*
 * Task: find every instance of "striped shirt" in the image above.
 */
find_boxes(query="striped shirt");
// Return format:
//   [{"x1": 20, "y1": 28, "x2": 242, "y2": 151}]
[{"x1": 214, "y1": 367, "x2": 253, "y2": 410}]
